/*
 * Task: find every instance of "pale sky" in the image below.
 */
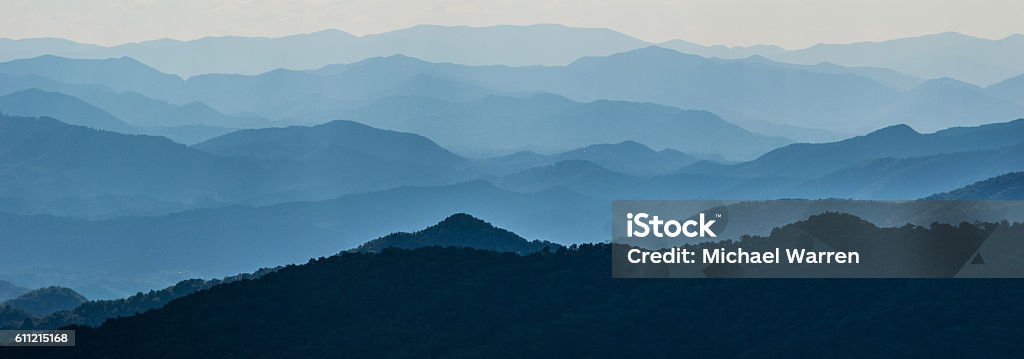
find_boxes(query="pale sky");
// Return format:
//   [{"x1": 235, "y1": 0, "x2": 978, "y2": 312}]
[{"x1": 3, "y1": 0, "x2": 1023, "y2": 48}]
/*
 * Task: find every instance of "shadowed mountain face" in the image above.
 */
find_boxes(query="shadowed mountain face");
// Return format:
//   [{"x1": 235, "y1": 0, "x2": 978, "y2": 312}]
[
  {"x1": 2, "y1": 287, "x2": 86, "y2": 316},
  {"x1": 929, "y1": 172, "x2": 1024, "y2": 200},
  {"x1": 355, "y1": 213, "x2": 560, "y2": 254}
]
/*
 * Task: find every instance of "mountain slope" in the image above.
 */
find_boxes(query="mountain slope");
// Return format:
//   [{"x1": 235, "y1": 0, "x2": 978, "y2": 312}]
[
  {"x1": 928, "y1": 172, "x2": 1024, "y2": 200},
  {"x1": 0, "y1": 89, "x2": 135, "y2": 132},
  {"x1": 664, "y1": 32, "x2": 1024, "y2": 86},
  {"x1": 0, "y1": 55, "x2": 183, "y2": 100},
  {"x1": 6, "y1": 218, "x2": 1023, "y2": 357},
  {"x1": 691, "y1": 119, "x2": 1024, "y2": 179},
  {"x1": 355, "y1": 213, "x2": 559, "y2": 254},
  {"x1": 787, "y1": 142, "x2": 1024, "y2": 199},
  {"x1": 337, "y1": 94, "x2": 789, "y2": 160},
  {"x1": 0, "y1": 114, "x2": 500, "y2": 217},
  {"x1": 194, "y1": 120, "x2": 468, "y2": 166},
  {"x1": 0, "y1": 114, "x2": 265, "y2": 216},
  {"x1": 0, "y1": 181, "x2": 604, "y2": 298},
  {"x1": 2, "y1": 287, "x2": 86, "y2": 316},
  {"x1": 477, "y1": 141, "x2": 699, "y2": 176},
  {"x1": 0, "y1": 280, "x2": 28, "y2": 302},
  {"x1": 986, "y1": 74, "x2": 1024, "y2": 106}
]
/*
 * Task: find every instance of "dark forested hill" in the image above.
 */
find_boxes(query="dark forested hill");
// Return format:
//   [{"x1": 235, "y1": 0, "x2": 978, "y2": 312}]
[
  {"x1": 4, "y1": 214, "x2": 1021, "y2": 358},
  {"x1": 2, "y1": 287, "x2": 86, "y2": 316},
  {"x1": 355, "y1": 213, "x2": 560, "y2": 254}
]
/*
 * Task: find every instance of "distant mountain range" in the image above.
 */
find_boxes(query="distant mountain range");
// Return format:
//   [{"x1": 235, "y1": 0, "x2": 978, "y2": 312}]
[
  {"x1": 476, "y1": 141, "x2": 702, "y2": 177},
  {"x1": 928, "y1": 172, "x2": 1024, "y2": 200},
  {"x1": 661, "y1": 32, "x2": 1024, "y2": 86},
  {"x1": 0, "y1": 25, "x2": 649, "y2": 77},
  {"x1": 0, "y1": 89, "x2": 135, "y2": 132},
  {"x1": 686, "y1": 119, "x2": 1024, "y2": 179},
  {"x1": 3, "y1": 26, "x2": 1021, "y2": 88},
  {"x1": 4, "y1": 111, "x2": 1024, "y2": 220},
  {"x1": 4, "y1": 47, "x2": 1019, "y2": 139},
  {"x1": 0, "y1": 115, "x2": 490, "y2": 217},
  {"x1": 0, "y1": 75, "x2": 271, "y2": 144},
  {"x1": 0, "y1": 180, "x2": 605, "y2": 299},
  {"x1": 333, "y1": 94, "x2": 788, "y2": 159},
  {"x1": 489, "y1": 119, "x2": 1024, "y2": 200}
]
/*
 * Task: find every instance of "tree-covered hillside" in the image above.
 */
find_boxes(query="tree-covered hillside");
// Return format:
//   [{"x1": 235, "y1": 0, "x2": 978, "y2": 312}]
[{"x1": 6, "y1": 214, "x2": 1021, "y2": 358}]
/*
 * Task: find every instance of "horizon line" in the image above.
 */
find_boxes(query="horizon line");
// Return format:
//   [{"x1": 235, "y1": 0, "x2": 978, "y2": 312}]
[{"x1": 2, "y1": 23, "x2": 1021, "y2": 51}]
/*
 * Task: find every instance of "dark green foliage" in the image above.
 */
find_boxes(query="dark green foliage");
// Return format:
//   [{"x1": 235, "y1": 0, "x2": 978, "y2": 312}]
[
  {"x1": 1, "y1": 269, "x2": 276, "y2": 331},
  {"x1": 355, "y1": 213, "x2": 560, "y2": 254},
  {"x1": 6, "y1": 216, "x2": 1022, "y2": 358}
]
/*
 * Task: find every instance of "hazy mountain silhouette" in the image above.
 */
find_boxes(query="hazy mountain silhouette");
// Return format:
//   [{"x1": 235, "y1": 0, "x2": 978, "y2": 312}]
[
  {"x1": 0, "y1": 89, "x2": 135, "y2": 132},
  {"x1": 477, "y1": 140, "x2": 699, "y2": 176},
  {"x1": 0, "y1": 25, "x2": 650, "y2": 77},
  {"x1": 355, "y1": 213, "x2": 559, "y2": 254},
  {"x1": 875, "y1": 78, "x2": 1024, "y2": 130},
  {"x1": 729, "y1": 54, "x2": 926, "y2": 91},
  {"x1": 0, "y1": 280, "x2": 28, "y2": 302},
  {"x1": 788, "y1": 142, "x2": 1024, "y2": 199},
  {"x1": 687, "y1": 119, "x2": 1024, "y2": 179},
  {"x1": 336, "y1": 94, "x2": 788, "y2": 160},
  {"x1": 5, "y1": 49, "x2": 1019, "y2": 137},
  {"x1": 0, "y1": 74, "x2": 268, "y2": 144},
  {"x1": 194, "y1": 120, "x2": 468, "y2": 167},
  {"x1": 0, "y1": 181, "x2": 604, "y2": 298},
  {"x1": 928, "y1": 172, "x2": 1024, "y2": 200},
  {"x1": 0, "y1": 115, "x2": 494, "y2": 218},
  {"x1": 2, "y1": 287, "x2": 86, "y2": 316},
  {"x1": 664, "y1": 32, "x2": 1024, "y2": 86},
  {"x1": 0, "y1": 55, "x2": 183, "y2": 100},
  {"x1": 491, "y1": 159, "x2": 758, "y2": 200},
  {"x1": 986, "y1": 74, "x2": 1024, "y2": 106}
]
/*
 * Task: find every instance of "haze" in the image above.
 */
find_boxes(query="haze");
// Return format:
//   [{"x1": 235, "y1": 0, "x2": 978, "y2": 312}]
[{"x1": 2, "y1": 0, "x2": 1023, "y2": 48}]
